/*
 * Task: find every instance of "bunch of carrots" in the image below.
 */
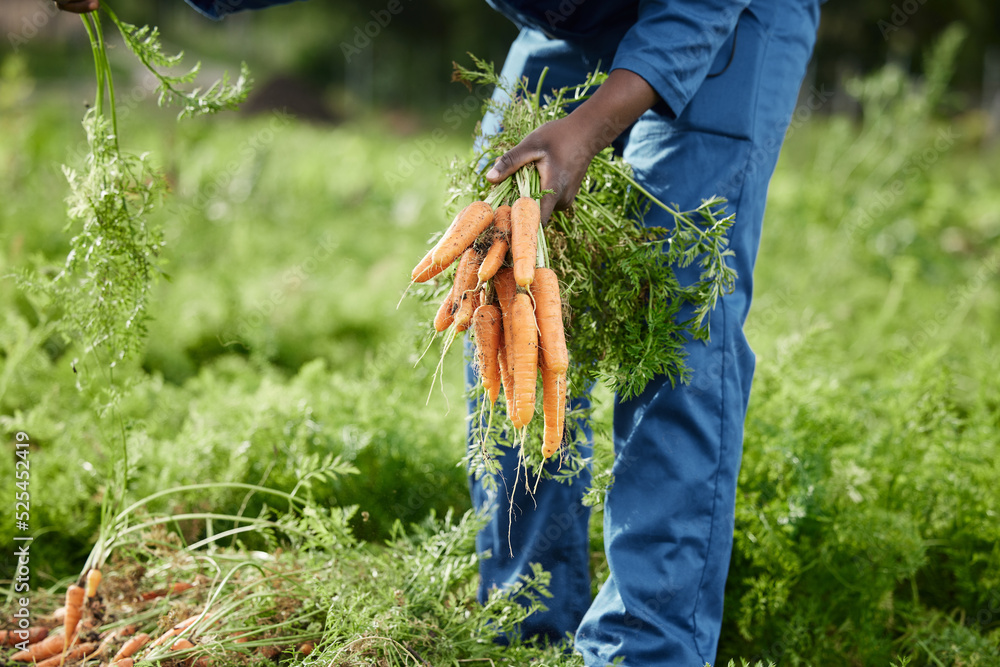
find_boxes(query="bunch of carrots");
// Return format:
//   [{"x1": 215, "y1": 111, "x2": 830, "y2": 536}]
[
  {"x1": 5, "y1": 569, "x2": 149, "y2": 667},
  {"x1": 409, "y1": 169, "x2": 567, "y2": 458},
  {"x1": 3, "y1": 568, "x2": 311, "y2": 667},
  {"x1": 4, "y1": 569, "x2": 201, "y2": 667}
]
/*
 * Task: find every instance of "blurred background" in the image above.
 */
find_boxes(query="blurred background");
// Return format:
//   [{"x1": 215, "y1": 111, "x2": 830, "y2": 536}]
[
  {"x1": 2, "y1": 1, "x2": 1000, "y2": 665},
  {"x1": 3, "y1": 0, "x2": 999, "y2": 121}
]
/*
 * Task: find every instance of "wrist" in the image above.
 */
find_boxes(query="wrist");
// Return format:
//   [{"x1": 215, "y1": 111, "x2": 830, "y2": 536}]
[{"x1": 567, "y1": 68, "x2": 658, "y2": 156}]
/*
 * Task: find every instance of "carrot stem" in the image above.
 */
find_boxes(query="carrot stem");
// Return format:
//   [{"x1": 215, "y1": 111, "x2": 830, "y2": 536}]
[{"x1": 536, "y1": 222, "x2": 549, "y2": 269}]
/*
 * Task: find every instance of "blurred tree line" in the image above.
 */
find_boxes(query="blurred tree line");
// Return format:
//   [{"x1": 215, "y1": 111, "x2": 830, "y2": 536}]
[{"x1": 5, "y1": 0, "x2": 999, "y2": 117}]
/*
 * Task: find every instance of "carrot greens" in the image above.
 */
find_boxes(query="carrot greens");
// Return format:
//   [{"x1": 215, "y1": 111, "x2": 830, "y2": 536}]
[{"x1": 21, "y1": 5, "x2": 250, "y2": 366}]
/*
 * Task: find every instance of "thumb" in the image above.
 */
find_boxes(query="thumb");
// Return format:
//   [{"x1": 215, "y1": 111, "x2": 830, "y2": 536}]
[{"x1": 485, "y1": 143, "x2": 544, "y2": 184}]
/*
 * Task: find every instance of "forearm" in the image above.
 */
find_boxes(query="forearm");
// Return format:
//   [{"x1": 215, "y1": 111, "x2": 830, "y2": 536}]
[{"x1": 566, "y1": 68, "x2": 659, "y2": 158}]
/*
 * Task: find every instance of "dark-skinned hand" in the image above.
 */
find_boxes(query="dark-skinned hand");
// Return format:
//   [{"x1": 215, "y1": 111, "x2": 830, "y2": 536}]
[
  {"x1": 55, "y1": 0, "x2": 99, "y2": 14},
  {"x1": 484, "y1": 68, "x2": 661, "y2": 224}
]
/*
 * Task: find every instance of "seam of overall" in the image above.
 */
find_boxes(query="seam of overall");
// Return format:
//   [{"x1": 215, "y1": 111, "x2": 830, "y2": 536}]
[{"x1": 688, "y1": 22, "x2": 772, "y2": 661}]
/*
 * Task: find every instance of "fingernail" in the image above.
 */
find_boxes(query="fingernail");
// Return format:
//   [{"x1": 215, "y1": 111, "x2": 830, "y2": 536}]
[{"x1": 486, "y1": 167, "x2": 499, "y2": 180}]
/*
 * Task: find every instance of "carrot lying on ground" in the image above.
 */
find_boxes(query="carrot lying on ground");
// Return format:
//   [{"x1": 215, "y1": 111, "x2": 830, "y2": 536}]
[
  {"x1": 509, "y1": 292, "x2": 538, "y2": 428},
  {"x1": 111, "y1": 633, "x2": 150, "y2": 662},
  {"x1": 84, "y1": 568, "x2": 102, "y2": 599},
  {"x1": 139, "y1": 582, "x2": 196, "y2": 601},
  {"x1": 150, "y1": 613, "x2": 205, "y2": 648},
  {"x1": 87, "y1": 623, "x2": 138, "y2": 663},
  {"x1": 511, "y1": 196, "x2": 540, "y2": 288},
  {"x1": 0, "y1": 628, "x2": 48, "y2": 646},
  {"x1": 33, "y1": 641, "x2": 99, "y2": 667},
  {"x1": 63, "y1": 585, "x2": 85, "y2": 650},
  {"x1": 430, "y1": 200, "x2": 493, "y2": 270},
  {"x1": 473, "y1": 304, "x2": 502, "y2": 405},
  {"x1": 478, "y1": 204, "x2": 512, "y2": 284},
  {"x1": 112, "y1": 659, "x2": 134, "y2": 667},
  {"x1": 11, "y1": 633, "x2": 73, "y2": 662}
]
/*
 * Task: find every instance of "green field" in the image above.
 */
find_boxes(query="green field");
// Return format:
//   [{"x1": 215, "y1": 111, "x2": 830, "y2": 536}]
[{"x1": 2, "y1": 30, "x2": 999, "y2": 666}]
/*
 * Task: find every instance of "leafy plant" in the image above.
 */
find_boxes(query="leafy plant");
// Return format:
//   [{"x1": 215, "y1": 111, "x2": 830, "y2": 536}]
[{"x1": 20, "y1": 4, "x2": 250, "y2": 366}]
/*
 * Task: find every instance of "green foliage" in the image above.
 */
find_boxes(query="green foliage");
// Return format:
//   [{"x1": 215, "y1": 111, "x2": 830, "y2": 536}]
[
  {"x1": 18, "y1": 4, "x2": 250, "y2": 368},
  {"x1": 711, "y1": 26, "x2": 1000, "y2": 667},
  {"x1": 2, "y1": 28, "x2": 1000, "y2": 664},
  {"x1": 106, "y1": 7, "x2": 251, "y2": 119},
  {"x1": 312, "y1": 510, "x2": 581, "y2": 665},
  {"x1": 40, "y1": 110, "x2": 166, "y2": 362}
]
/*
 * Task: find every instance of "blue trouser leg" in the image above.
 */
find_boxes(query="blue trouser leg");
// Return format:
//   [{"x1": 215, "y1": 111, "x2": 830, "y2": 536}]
[{"x1": 575, "y1": 2, "x2": 819, "y2": 665}]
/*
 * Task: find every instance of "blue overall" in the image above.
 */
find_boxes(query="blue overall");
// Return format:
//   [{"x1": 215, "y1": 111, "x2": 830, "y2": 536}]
[
  {"x1": 182, "y1": 0, "x2": 818, "y2": 663},
  {"x1": 468, "y1": 2, "x2": 820, "y2": 665}
]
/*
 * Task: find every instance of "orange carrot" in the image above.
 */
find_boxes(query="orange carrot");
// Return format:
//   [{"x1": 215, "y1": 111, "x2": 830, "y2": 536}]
[
  {"x1": 540, "y1": 360, "x2": 567, "y2": 458},
  {"x1": 510, "y1": 292, "x2": 538, "y2": 428},
  {"x1": 149, "y1": 613, "x2": 204, "y2": 648},
  {"x1": 298, "y1": 642, "x2": 314, "y2": 655},
  {"x1": 492, "y1": 267, "x2": 517, "y2": 318},
  {"x1": 473, "y1": 305, "x2": 502, "y2": 404},
  {"x1": 453, "y1": 249, "x2": 485, "y2": 330},
  {"x1": 63, "y1": 585, "x2": 85, "y2": 650},
  {"x1": 112, "y1": 659, "x2": 135, "y2": 667},
  {"x1": 497, "y1": 326, "x2": 514, "y2": 408},
  {"x1": 431, "y1": 201, "x2": 493, "y2": 270},
  {"x1": 33, "y1": 641, "x2": 99, "y2": 667},
  {"x1": 433, "y1": 247, "x2": 476, "y2": 332},
  {"x1": 532, "y1": 267, "x2": 568, "y2": 374},
  {"x1": 171, "y1": 638, "x2": 196, "y2": 651},
  {"x1": 0, "y1": 627, "x2": 48, "y2": 646},
  {"x1": 478, "y1": 205, "x2": 512, "y2": 284},
  {"x1": 456, "y1": 290, "x2": 481, "y2": 333},
  {"x1": 493, "y1": 268, "x2": 518, "y2": 409},
  {"x1": 410, "y1": 247, "x2": 440, "y2": 283},
  {"x1": 511, "y1": 196, "x2": 540, "y2": 288},
  {"x1": 111, "y1": 633, "x2": 150, "y2": 662},
  {"x1": 411, "y1": 205, "x2": 469, "y2": 282},
  {"x1": 11, "y1": 634, "x2": 73, "y2": 662},
  {"x1": 139, "y1": 582, "x2": 196, "y2": 601},
  {"x1": 411, "y1": 246, "x2": 449, "y2": 284},
  {"x1": 85, "y1": 568, "x2": 102, "y2": 598},
  {"x1": 258, "y1": 645, "x2": 282, "y2": 661},
  {"x1": 433, "y1": 289, "x2": 457, "y2": 332}
]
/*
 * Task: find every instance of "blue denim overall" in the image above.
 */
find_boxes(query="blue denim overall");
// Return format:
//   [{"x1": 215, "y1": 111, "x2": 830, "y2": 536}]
[{"x1": 468, "y1": 1, "x2": 819, "y2": 664}]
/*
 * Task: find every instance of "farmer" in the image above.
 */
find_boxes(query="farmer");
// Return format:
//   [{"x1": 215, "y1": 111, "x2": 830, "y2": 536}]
[
  {"x1": 59, "y1": 1, "x2": 820, "y2": 664},
  {"x1": 468, "y1": 4, "x2": 821, "y2": 666}
]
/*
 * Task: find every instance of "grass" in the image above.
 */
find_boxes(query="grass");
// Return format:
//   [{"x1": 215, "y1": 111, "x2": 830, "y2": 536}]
[{"x1": 2, "y1": 39, "x2": 1000, "y2": 665}]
